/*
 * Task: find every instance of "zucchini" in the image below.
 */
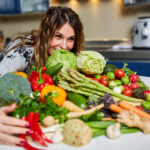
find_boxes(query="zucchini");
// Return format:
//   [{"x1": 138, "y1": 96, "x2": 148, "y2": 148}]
[
  {"x1": 45, "y1": 63, "x2": 63, "y2": 77},
  {"x1": 67, "y1": 92, "x2": 88, "y2": 109}
]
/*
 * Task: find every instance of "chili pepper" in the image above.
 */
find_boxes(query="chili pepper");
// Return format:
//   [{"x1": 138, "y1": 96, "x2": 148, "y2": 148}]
[
  {"x1": 29, "y1": 66, "x2": 54, "y2": 92},
  {"x1": 34, "y1": 113, "x2": 53, "y2": 144},
  {"x1": 26, "y1": 112, "x2": 48, "y2": 147},
  {"x1": 19, "y1": 117, "x2": 44, "y2": 150}
]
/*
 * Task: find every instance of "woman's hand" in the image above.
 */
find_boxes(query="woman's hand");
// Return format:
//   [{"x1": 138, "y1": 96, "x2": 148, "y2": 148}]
[{"x1": 0, "y1": 104, "x2": 31, "y2": 146}]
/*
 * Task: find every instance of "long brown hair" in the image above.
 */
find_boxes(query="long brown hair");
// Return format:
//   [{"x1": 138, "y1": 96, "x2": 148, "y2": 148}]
[{"x1": 8, "y1": 6, "x2": 84, "y2": 69}]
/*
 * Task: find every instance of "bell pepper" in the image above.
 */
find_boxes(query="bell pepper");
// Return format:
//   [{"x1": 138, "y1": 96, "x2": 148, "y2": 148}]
[
  {"x1": 29, "y1": 66, "x2": 54, "y2": 92},
  {"x1": 40, "y1": 85, "x2": 67, "y2": 106}
]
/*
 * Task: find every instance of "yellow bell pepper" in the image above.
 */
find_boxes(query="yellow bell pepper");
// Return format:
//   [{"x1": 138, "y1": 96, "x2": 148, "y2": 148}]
[
  {"x1": 13, "y1": 72, "x2": 28, "y2": 79},
  {"x1": 40, "y1": 85, "x2": 66, "y2": 106}
]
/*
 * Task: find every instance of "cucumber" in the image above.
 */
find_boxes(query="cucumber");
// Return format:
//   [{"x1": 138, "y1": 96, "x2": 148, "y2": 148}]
[
  {"x1": 45, "y1": 63, "x2": 63, "y2": 77},
  {"x1": 67, "y1": 92, "x2": 88, "y2": 109}
]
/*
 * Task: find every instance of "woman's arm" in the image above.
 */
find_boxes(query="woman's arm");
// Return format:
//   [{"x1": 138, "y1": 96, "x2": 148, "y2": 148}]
[{"x1": 0, "y1": 104, "x2": 32, "y2": 146}]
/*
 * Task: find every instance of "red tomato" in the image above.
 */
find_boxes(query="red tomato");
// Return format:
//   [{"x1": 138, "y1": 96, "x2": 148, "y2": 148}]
[
  {"x1": 115, "y1": 69, "x2": 125, "y2": 79},
  {"x1": 86, "y1": 75, "x2": 99, "y2": 83},
  {"x1": 130, "y1": 82, "x2": 139, "y2": 90},
  {"x1": 129, "y1": 74, "x2": 138, "y2": 83},
  {"x1": 144, "y1": 90, "x2": 150, "y2": 96},
  {"x1": 122, "y1": 89, "x2": 132, "y2": 97},
  {"x1": 123, "y1": 84, "x2": 130, "y2": 90},
  {"x1": 99, "y1": 75, "x2": 109, "y2": 86}
]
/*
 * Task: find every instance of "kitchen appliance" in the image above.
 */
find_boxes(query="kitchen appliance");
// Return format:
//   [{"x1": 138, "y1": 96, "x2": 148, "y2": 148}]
[{"x1": 133, "y1": 17, "x2": 150, "y2": 49}]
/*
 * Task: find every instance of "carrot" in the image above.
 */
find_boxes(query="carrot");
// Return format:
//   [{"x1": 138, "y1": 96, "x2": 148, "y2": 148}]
[
  {"x1": 109, "y1": 104, "x2": 123, "y2": 113},
  {"x1": 119, "y1": 100, "x2": 150, "y2": 120}
]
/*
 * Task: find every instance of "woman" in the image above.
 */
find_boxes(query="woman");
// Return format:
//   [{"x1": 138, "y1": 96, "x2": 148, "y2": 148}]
[
  {"x1": 0, "y1": 6, "x2": 84, "y2": 146},
  {"x1": 0, "y1": 6, "x2": 84, "y2": 77}
]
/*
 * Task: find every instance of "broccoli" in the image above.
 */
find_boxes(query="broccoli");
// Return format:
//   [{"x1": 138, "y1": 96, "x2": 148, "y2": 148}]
[{"x1": 0, "y1": 73, "x2": 32, "y2": 106}]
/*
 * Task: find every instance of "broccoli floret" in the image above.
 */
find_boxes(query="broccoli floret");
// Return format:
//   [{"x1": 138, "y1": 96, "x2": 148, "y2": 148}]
[
  {"x1": 0, "y1": 73, "x2": 32, "y2": 106},
  {"x1": 86, "y1": 95, "x2": 102, "y2": 107}
]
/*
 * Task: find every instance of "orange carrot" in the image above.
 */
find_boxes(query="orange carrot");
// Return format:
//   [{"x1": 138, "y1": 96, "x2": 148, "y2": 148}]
[
  {"x1": 110, "y1": 104, "x2": 123, "y2": 113},
  {"x1": 119, "y1": 100, "x2": 150, "y2": 119}
]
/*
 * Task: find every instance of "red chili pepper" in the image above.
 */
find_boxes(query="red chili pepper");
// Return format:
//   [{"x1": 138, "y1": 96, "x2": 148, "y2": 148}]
[
  {"x1": 34, "y1": 113, "x2": 53, "y2": 144},
  {"x1": 29, "y1": 67, "x2": 54, "y2": 92},
  {"x1": 19, "y1": 117, "x2": 44, "y2": 150},
  {"x1": 26, "y1": 112, "x2": 48, "y2": 147}
]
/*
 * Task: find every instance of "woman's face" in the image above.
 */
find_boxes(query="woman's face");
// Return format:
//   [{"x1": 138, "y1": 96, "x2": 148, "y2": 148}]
[{"x1": 49, "y1": 23, "x2": 75, "y2": 55}]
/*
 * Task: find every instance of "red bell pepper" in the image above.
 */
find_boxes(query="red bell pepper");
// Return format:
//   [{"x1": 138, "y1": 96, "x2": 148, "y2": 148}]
[
  {"x1": 34, "y1": 113, "x2": 53, "y2": 144},
  {"x1": 19, "y1": 117, "x2": 44, "y2": 150},
  {"x1": 29, "y1": 66, "x2": 54, "y2": 92},
  {"x1": 26, "y1": 112, "x2": 48, "y2": 147}
]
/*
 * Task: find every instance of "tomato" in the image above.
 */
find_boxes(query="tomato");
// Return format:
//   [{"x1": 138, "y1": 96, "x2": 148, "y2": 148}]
[
  {"x1": 115, "y1": 69, "x2": 125, "y2": 79},
  {"x1": 122, "y1": 89, "x2": 132, "y2": 97},
  {"x1": 146, "y1": 93, "x2": 150, "y2": 101},
  {"x1": 129, "y1": 74, "x2": 138, "y2": 83},
  {"x1": 99, "y1": 75, "x2": 109, "y2": 86},
  {"x1": 121, "y1": 76, "x2": 130, "y2": 85},
  {"x1": 108, "y1": 80, "x2": 117, "y2": 89},
  {"x1": 114, "y1": 79, "x2": 122, "y2": 86},
  {"x1": 136, "y1": 106, "x2": 143, "y2": 111},
  {"x1": 144, "y1": 90, "x2": 150, "y2": 96},
  {"x1": 123, "y1": 84, "x2": 130, "y2": 90},
  {"x1": 86, "y1": 75, "x2": 100, "y2": 83},
  {"x1": 106, "y1": 72, "x2": 115, "y2": 80},
  {"x1": 130, "y1": 82, "x2": 139, "y2": 90}
]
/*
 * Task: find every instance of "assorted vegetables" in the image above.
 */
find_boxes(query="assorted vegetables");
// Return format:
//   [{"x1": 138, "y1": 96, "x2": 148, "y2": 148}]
[{"x1": 1, "y1": 50, "x2": 150, "y2": 149}]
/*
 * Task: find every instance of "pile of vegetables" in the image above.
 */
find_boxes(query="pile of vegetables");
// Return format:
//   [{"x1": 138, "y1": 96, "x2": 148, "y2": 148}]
[{"x1": 1, "y1": 49, "x2": 150, "y2": 149}]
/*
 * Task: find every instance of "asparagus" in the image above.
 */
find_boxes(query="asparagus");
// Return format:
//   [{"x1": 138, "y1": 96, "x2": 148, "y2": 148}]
[{"x1": 67, "y1": 69, "x2": 143, "y2": 103}]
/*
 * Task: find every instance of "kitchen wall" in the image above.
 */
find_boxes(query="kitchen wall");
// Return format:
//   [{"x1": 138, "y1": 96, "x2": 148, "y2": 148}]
[{"x1": 0, "y1": 0, "x2": 150, "y2": 41}]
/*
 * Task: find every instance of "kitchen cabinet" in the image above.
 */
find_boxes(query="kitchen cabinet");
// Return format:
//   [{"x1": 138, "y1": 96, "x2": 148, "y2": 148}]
[{"x1": 0, "y1": 0, "x2": 49, "y2": 15}]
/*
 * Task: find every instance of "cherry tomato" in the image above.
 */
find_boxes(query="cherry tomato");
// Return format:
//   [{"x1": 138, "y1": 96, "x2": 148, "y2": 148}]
[
  {"x1": 99, "y1": 75, "x2": 109, "y2": 86},
  {"x1": 129, "y1": 74, "x2": 138, "y2": 83},
  {"x1": 86, "y1": 75, "x2": 100, "y2": 83},
  {"x1": 130, "y1": 82, "x2": 139, "y2": 90},
  {"x1": 122, "y1": 89, "x2": 132, "y2": 97},
  {"x1": 115, "y1": 69, "x2": 125, "y2": 79},
  {"x1": 123, "y1": 84, "x2": 130, "y2": 90},
  {"x1": 106, "y1": 72, "x2": 115, "y2": 80},
  {"x1": 121, "y1": 76, "x2": 130, "y2": 85},
  {"x1": 144, "y1": 90, "x2": 150, "y2": 96}
]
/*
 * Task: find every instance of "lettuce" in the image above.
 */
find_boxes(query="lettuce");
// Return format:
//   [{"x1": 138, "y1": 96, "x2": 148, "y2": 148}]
[
  {"x1": 77, "y1": 51, "x2": 106, "y2": 75},
  {"x1": 45, "y1": 49, "x2": 77, "y2": 73}
]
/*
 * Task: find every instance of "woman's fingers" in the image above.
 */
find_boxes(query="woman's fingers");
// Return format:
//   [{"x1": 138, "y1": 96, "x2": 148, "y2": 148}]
[
  {"x1": 0, "y1": 123, "x2": 31, "y2": 135},
  {"x1": 0, "y1": 115, "x2": 29, "y2": 127},
  {"x1": 0, "y1": 104, "x2": 17, "y2": 115},
  {"x1": 0, "y1": 132, "x2": 27, "y2": 146}
]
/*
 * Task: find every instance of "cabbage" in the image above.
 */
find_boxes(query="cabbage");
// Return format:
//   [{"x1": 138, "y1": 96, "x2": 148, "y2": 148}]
[
  {"x1": 45, "y1": 49, "x2": 77, "y2": 73},
  {"x1": 77, "y1": 51, "x2": 106, "y2": 75}
]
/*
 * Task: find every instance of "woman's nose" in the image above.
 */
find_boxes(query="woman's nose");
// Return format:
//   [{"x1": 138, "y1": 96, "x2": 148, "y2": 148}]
[{"x1": 60, "y1": 40, "x2": 67, "y2": 50}]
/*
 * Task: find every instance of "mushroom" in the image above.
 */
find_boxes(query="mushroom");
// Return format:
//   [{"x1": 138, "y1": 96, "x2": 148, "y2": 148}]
[{"x1": 106, "y1": 123, "x2": 121, "y2": 139}]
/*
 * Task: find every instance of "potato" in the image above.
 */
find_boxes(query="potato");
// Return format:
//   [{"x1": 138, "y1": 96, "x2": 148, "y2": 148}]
[{"x1": 62, "y1": 119, "x2": 92, "y2": 146}]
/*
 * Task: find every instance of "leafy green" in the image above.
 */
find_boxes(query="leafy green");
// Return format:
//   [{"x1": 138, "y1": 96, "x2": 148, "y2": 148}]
[
  {"x1": 11, "y1": 91, "x2": 69, "y2": 124},
  {"x1": 77, "y1": 51, "x2": 106, "y2": 75},
  {"x1": 45, "y1": 49, "x2": 77, "y2": 73},
  {"x1": 0, "y1": 73, "x2": 32, "y2": 106}
]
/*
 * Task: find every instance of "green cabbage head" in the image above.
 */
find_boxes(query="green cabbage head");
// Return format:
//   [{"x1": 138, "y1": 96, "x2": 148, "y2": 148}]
[
  {"x1": 77, "y1": 51, "x2": 106, "y2": 75},
  {"x1": 45, "y1": 49, "x2": 77, "y2": 73}
]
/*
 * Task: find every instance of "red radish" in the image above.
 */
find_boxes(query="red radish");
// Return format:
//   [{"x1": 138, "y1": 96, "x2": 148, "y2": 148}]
[
  {"x1": 129, "y1": 74, "x2": 138, "y2": 83},
  {"x1": 130, "y1": 82, "x2": 139, "y2": 90}
]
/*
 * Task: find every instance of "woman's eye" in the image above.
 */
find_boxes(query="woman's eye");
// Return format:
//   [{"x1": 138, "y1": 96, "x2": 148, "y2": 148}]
[
  {"x1": 55, "y1": 34, "x2": 62, "y2": 38},
  {"x1": 68, "y1": 37, "x2": 75, "y2": 41}
]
